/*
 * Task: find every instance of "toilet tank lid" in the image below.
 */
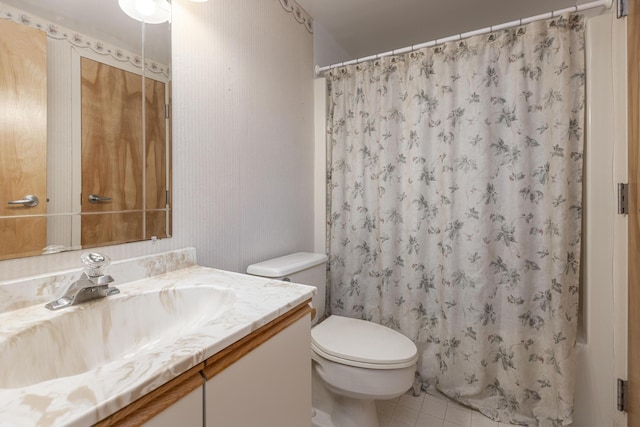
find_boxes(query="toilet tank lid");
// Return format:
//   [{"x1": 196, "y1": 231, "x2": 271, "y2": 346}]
[{"x1": 246, "y1": 252, "x2": 328, "y2": 277}]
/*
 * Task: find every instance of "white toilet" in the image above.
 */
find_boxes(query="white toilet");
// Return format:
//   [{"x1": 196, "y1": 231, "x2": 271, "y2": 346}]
[{"x1": 247, "y1": 253, "x2": 418, "y2": 427}]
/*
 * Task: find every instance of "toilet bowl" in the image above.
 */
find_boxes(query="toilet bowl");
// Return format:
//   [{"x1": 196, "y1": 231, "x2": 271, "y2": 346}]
[
  {"x1": 311, "y1": 315, "x2": 418, "y2": 427},
  {"x1": 247, "y1": 253, "x2": 418, "y2": 427}
]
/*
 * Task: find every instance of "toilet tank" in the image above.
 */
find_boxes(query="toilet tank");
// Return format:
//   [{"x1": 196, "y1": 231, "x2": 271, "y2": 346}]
[{"x1": 247, "y1": 253, "x2": 328, "y2": 323}]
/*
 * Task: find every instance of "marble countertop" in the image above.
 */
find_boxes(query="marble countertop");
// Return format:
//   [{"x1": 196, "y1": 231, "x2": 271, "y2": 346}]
[{"x1": 0, "y1": 263, "x2": 315, "y2": 427}]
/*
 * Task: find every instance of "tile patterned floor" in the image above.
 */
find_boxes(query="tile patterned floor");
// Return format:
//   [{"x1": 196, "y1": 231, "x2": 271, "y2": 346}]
[{"x1": 376, "y1": 390, "x2": 516, "y2": 427}]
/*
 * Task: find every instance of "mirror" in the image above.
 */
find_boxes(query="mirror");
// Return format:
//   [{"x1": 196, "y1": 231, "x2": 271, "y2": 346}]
[{"x1": 0, "y1": 0, "x2": 171, "y2": 260}]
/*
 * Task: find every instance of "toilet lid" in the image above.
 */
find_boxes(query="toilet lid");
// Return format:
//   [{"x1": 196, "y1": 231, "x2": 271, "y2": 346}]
[{"x1": 311, "y1": 316, "x2": 417, "y2": 369}]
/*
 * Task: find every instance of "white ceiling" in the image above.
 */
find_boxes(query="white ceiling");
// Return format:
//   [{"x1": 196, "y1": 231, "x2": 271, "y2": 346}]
[{"x1": 296, "y1": 0, "x2": 598, "y2": 62}]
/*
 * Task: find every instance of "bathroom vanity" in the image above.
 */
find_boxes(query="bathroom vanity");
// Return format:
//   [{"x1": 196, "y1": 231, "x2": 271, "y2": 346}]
[
  {"x1": 98, "y1": 303, "x2": 311, "y2": 427},
  {"x1": 0, "y1": 248, "x2": 314, "y2": 426}
]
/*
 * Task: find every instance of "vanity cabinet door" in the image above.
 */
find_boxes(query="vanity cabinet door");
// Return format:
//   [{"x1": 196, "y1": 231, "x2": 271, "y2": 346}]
[
  {"x1": 205, "y1": 315, "x2": 311, "y2": 427},
  {"x1": 95, "y1": 364, "x2": 205, "y2": 427},
  {"x1": 142, "y1": 386, "x2": 203, "y2": 427}
]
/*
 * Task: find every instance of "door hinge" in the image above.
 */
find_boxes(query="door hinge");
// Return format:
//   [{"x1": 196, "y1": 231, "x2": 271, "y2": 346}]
[
  {"x1": 618, "y1": 0, "x2": 628, "y2": 18},
  {"x1": 617, "y1": 183, "x2": 629, "y2": 215},
  {"x1": 165, "y1": 190, "x2": 170, "y2": 205},
  {"x1": 617, "y1": 378, "x2": 628, "y2": 412},
  {"x1": 165, "y1": 104, "x2": 170, "y2": 119}
]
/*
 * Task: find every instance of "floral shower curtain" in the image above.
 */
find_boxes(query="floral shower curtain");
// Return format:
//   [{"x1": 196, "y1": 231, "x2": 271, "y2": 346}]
[{"x1": 326, "y1": 15, "x2": 585, "y2": 426}]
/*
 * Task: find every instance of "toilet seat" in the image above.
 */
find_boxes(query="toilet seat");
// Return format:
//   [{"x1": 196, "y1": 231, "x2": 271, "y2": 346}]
[{"x1": 311, "y1": 315, "x2": 418, "y2": 370}]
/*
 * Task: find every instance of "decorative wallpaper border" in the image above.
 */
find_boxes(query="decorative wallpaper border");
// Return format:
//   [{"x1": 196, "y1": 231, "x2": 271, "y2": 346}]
[
  {"x1": 0, "y1": 3, "x2": 170, "y2": 78},
  {"x1": 278, "y1": 0, "x2": 313, "y2": 33}
]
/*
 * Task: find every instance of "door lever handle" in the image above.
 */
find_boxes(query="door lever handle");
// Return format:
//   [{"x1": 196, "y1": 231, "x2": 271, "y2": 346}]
[
  {"x1": 88, "y1": 194, "x2": 112, "y2": 204},
  {"x1": 7, "y1": 195, "x2": 39, "y2": 207}
]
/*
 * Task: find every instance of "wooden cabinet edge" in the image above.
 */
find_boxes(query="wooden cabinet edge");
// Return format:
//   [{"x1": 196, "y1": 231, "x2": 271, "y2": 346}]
[
  {"x1": 93, "y1": 299, "x2": 312, "y2": 426},
  {"x1": 203, "y1": 300, "x2": 312, "y2": 380},
  {"x1": 93, "y1": 363, "x2": 204, "y2": 427}
]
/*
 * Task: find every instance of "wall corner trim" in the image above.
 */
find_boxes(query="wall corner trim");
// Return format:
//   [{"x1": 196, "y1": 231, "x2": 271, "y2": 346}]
[{"x1": 278, "y1": 0, "x2": 313, "y2": 33}]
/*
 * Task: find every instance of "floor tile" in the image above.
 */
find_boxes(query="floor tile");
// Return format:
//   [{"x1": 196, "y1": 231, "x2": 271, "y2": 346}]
[
  {"x1": 398, "y1": 392, "x2": 425, "y2": 410},
  {"x1": 421, "y1": 394, "x2": 448, "y2": 419},
  {"x1": 393, "y1": 405, "x2": 420, "y2": 425},
  {"x1": 470, "y1": 412, "x2": 499, "y2": 427},
  {"x1": 444, "y1": 405, "x2": 472, "y2": 426},
  {"x1": 376, "y1": 391, "x2": 526, "y2": 427},
  {"x1": 387, "y1": 419, "x2": 414, "y2": 427},
  {"x1": 427, "y1": 388, "x2": 450, "y2": 400},
  {"x1": 416, "y1": 412, "x2": 446, "y2": 427}
]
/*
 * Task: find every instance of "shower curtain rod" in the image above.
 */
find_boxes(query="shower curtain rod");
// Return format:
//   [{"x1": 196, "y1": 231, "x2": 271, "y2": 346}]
[{"x1": 315, "y1": 0, "x2": 612, "y2": 75}]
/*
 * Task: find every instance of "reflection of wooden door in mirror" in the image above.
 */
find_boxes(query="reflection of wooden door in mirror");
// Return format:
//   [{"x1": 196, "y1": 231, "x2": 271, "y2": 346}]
[
  {"x1": 81, "y1": 57, "x2": 143, "y2": 246},
  {"x1": 0, "y1": 19, "x2": 47, "y2": 260},
  {"x1": 80, "y1": 57, "x2": 168, "y2": 247}
]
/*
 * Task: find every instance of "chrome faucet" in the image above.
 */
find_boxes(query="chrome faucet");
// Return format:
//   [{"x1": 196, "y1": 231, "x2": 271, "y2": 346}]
[{"x1": 45, "y1": 252, "x2": 120, "y2": 310}]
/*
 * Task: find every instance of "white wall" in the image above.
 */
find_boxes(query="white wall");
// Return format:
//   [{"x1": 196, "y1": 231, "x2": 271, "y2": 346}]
[
  {"x1": 169, "y1": 0, "x2": 315, "y2": 272},
  {"x1": 312, "y1": 21, "x2": 351, "y2": 69},
  {"x1": 313, "y1": 78, "x2": 327, "y2": 254},
  {"x1": 0, "y1": 0, "x2": 315, "y2": 281},
  {"x1": 46, "y1": 38, "x2": 74, "y2": 248},
  {"x1": 571, "y1": 11, "x2": 627, "y2": 427}
]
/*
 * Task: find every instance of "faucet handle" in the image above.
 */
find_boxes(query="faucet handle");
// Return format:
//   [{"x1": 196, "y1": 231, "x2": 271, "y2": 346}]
[{"x1": 81, "y1": 252, "x2": 111, "y2": 277}]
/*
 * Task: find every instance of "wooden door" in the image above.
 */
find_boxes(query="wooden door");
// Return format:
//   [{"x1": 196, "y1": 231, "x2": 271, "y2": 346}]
[
  {"x1": 629, "y1": 0, "x2": 640, "y2": 423},
  {"x1": 0, "y1": 19, "x2": 47, "y2": 260},
  {"x1": 80, "y1": 57, "x2": 144, "y2": 246}
]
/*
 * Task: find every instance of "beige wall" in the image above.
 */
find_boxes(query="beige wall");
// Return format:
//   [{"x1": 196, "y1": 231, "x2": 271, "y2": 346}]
[{"x1": 0, "y1": 0, "x2": 315, "y2": 281}]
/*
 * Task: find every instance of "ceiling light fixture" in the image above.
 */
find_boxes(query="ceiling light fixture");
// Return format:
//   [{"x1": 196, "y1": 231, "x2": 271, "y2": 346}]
[{"x1": 118, "y1": 0, "x2": 171, "y2": 24}]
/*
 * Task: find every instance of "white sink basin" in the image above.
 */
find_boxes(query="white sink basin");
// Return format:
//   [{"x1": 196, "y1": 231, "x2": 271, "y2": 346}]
[{"x1": 0, "y1": 285, "x2": 235, "y2": 389}]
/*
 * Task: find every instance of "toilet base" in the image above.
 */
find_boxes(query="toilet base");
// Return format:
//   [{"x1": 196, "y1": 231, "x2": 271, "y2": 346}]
[
  {"x1": 312, "y1": 400, "x2": 379, "y2": 427},
  {"x1": 312, "y1": 366, "x2": 379, "y2": 427}
]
